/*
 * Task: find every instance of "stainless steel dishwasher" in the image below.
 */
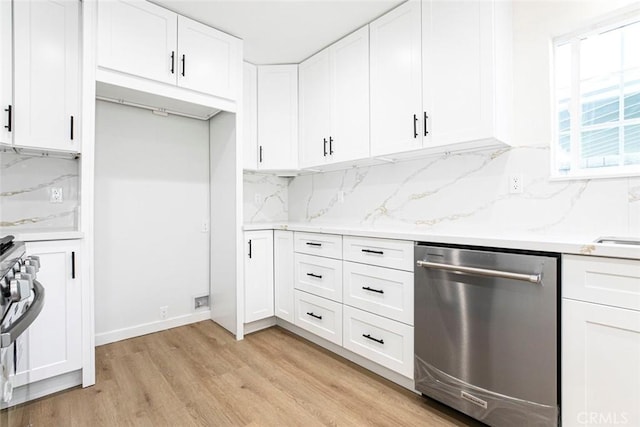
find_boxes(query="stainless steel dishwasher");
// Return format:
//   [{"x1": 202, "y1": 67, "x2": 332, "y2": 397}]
[{"x1": 414, "y1": 243, "x2": 560, "y2": 427}]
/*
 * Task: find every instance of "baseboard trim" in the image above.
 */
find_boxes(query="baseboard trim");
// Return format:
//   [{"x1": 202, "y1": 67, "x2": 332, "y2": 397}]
[
  {"x1": 2, "y1": 370, "x2": 82, "y2": 408},
  {"x1": 244, "y1": 317, "x2": 277, "y2": 335},
  {"x1": 95, "y1": 310, "x2": 212, "y2": 346},
  {"x1": 276, "y1": 318, "x2": 416, "y2": 392}
]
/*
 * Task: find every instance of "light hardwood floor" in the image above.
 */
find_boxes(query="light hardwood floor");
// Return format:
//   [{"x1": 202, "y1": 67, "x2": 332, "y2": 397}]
[{"x1": 6, "y1": 321, "x2": 482, "y2": 426}]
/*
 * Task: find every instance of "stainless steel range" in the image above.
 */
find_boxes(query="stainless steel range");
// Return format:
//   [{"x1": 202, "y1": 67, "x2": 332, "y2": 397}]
[
  {"x1": 0, "y1": 235, "x2": 45, "y2": 406},
  {"x1": 414, "y1": 243, "x2": 559, "y2": 427}
]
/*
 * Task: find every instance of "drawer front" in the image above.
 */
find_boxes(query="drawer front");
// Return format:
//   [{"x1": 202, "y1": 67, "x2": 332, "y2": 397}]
[
  {"x1": 343, "y1": 305, "x2": 413, "y2": 378},
  {"x1": 294, "y1": 232, "x2": 343, "y2": 259},
  {"x1": 294, "y1": 253, "x2": 343, "y2": 302},
  {"x1": 294, "y1": 290, "x2": 343, "y2": 345},
  {"x1": 343, "y1": 262, "x2": 414, "y2": 325},
  {"x1": 343, "y1": 236, "x2": 413, "y2": 271},
  {"x1": 563, "y1": 255, "x2": 640, "y2": 311}
]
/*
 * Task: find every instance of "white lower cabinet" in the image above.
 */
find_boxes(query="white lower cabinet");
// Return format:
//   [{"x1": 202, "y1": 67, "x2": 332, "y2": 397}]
[
  {"x1": 14, "y1": 240, "x2": 82, "y2": 386},
  {"x1": 294, "y1": 290, "x2": 343, "y2": 346},
  {"x1": 294, "y1": 253, "x2": 343, "y2": 303},
  {"x1": 244, "y1": 230, "x2": 274, "y2": 323},
  {"x1": 274, "y1": 230, "x2": 294, "y2": 323},
  {"x1": 343, "y1": 305, "x2": 413, "y2": 378},
  {"x1": 562, "y1": 299, "x2": 640, "y2": 426}
]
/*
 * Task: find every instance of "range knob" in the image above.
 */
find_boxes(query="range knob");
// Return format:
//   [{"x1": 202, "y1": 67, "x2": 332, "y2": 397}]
[
  {"x1": 24, "y1": 256, "x2": 40, "y2": 273},
  {"x1": 10, "y1": 272, "x2": 32, "y2": 302},
  {"x1": 20, "y1": 264, "x2": 37, "y2": 279}
]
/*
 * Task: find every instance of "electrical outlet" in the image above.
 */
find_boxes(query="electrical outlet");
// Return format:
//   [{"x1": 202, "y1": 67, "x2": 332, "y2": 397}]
[
  {"x1": 50, "y1": 187, "x2": 63, "y2": 203},
  {"x1": 254, "y1": 193, "x2": 262, "y2": 205},
  {"x1": 194, "y1": 295, "x2": 209, "y2": 309},
  {"x1": 160, "y1": 306, "x2": 168, "y2": 320},
  {"x1": 201, "y1": 220, "x2": 209, "y2": 233},
  {"x1": 509, "y1": 174, "x2": 524, "y2": 194}
]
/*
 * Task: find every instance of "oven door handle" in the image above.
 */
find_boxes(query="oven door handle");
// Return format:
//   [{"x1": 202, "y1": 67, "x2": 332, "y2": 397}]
[
  {"x1": 0, "y1": 280, "x2": 45, "y2": 348},
  {"x1": 416, "y1": 260, "x2": 541, "y2": 284}
]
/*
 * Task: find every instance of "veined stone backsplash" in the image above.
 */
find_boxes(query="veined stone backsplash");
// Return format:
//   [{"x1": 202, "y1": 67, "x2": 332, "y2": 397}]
[
  {"x1": 282, "y1": 145, "x2": 639, "y2": 239},
  {"x1": 0, "y1": 151, "x2": 80, "y2": 232},
  {"x1": 243, "y1": 172, "x2": 290, "y2": 223}
]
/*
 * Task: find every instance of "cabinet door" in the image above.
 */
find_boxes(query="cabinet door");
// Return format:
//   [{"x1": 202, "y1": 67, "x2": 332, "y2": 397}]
[
  {"x1": 177, "y1": 15, "x2": 241, "y2": 100},
  {"x1": 14, "y1": 240, "x2": 82, "y2": 386},
  {"x1": 98, "y1": 0, "x2": 177, "y2": 86},
  {"x1": 330, "y1": 26, "x2": 370, "y2": 163},
  {"x1": 299, "y1": 48, "x2": 331, "y2": 168},
  {"x1": 244, "y1": 231, "x2": 274, "y2": 323},
  {"x1": 0, "y1": 0, "x2": 11, "y2": 145},
  {"x1": 562, "y1": 299, "x2": 640, "y2": 426},
  {"x1": 13, "y1": 0, "x2": 80, "y2": 152},
  {"x1": 274, "y1": 230, "x2": 294, "y2": 323},
  {"x1": 369, "y1": 0, "x2": 422, "y2": 157},
  {"x1": 423, "y1": 0, "x2": 495, "y2": 147},
  {"x1": 257, "y1": 65, "x2": 298, "y2": 170},
  {"x1": 243, "y1": 62, "x2": 258, "y2": 170}
]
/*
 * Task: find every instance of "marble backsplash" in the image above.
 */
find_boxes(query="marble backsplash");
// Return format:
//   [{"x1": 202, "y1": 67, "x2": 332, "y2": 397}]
[
  {"x1": 0, "y1": 151, "x2": 80, "y2": 232},
  {"x1": 284, "y1": 145, "x2": 639, "y2": 239},
  {"x1": 243, "y1": 172, "x2": 290, "y2": 223}
]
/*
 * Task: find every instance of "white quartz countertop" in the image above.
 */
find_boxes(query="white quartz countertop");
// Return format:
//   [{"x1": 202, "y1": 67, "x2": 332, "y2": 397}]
[
  {"x1": 1, "y1": 229, "x2": 84, "y2": 242},
  {"x1": 243, "y1": 222, "x2": 640, "y2": 260}
]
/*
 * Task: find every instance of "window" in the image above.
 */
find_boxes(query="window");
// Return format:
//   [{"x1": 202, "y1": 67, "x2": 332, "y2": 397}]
[{"x1": 553, "y1": 12, "x2": 640, "y2": 178}]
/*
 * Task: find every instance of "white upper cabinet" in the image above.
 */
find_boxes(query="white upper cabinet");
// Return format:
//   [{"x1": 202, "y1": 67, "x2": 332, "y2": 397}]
[
  {"x1": 299, "y1": 26, "x2": 369, "y2": 168},
  {"x1": 243, "y1": 62, "x2": 258, "y2": 170},
  {"x1": 0, "y1": 0, "x2": 11, "y2": 146},
  {"x1": 369, "y1": 0, "x2": 423, "y2": 157},
  {"x1": 176, "y1": 15, "x2": 240, "y2": 100},
  {"x1": 422, "y1": 0, "x2": 511, "y2": 148},
  {"x1": 98, "y1": 0, "x2": 241, "y2": 101},
  {"x1": 98, "y1": 0, "x2": 176, "y2": 86},
  {"x1": 257, "y1": 65, "x2": 298, "y2": 171},
  {"x1": 299, "y1": 49, "x2": 331, "y2": 168},
  {"x1": 12, "y1": 0, "x2": 80, "y2": 152}
]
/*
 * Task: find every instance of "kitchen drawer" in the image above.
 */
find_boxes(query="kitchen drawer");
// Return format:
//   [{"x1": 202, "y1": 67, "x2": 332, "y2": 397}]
[
  {"x1": 295, "y1": 253, "x2": 343, "y2": 302},
  {"x1": 563, "y1": 255, "x2": 640, "y2": 311},
  {"x1": 343, "y1": 305, "x2": 413, "y2": 378},
  {"x1": 294, "y1": 290, "x2": 343, "y2": 346},
  {"x1": 343, "y1": 236, "x2": 413, "y2": 271},
  {"x1": 294, "y1": 232, "x2": 342, "y2": 259},
  {"x1": 343, "y1": 261, "x2": 414, "y2": 325}
]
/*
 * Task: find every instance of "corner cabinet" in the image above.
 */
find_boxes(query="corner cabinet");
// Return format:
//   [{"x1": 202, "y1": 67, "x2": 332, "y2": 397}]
[
  {"x1": 256, "y1": 65, "x2": 298, "y2": 171},
  {"x1": 14, "y1": 240, "x2": 82, "y2": 387},
  {"x1": 299, "y1": 26, "x2": 369, "y2": 168},
  {"x1": 1, "y1": 0, "x2": 81, "y2": 153},
  {"x1": 98, "y1": 0, "x2": 241, "y2": 101},
  {"x1": 244, "y1": 231, "x2": 274, "y2": 323}
]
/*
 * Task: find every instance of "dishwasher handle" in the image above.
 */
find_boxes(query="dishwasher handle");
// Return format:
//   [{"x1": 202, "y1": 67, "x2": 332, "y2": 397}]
[{"x1": 416, "y1": 260, "x2": 542, "y2": 284}]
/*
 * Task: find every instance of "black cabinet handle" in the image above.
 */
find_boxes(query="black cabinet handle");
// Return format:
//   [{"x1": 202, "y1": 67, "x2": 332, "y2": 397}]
[
  {"x1": 170, "y1": 51, "x2": 175, "y2": 74},
  {"x1": 362, "y1": 286, "x2": 384, "y2": 294},
  {"x1": 413, "y1": 114, "x2": 418, "y2": 138},
  {"x1": 70, "y1": 116, "x2": 74, "y2": 140},
  {"x1": 306, "y1": 242, "x2": 322, "y2": 247},
  {"x1": 307, "y1": 312, "x2": 322, "y2": 320},
  {"x1": 4, "y1": 105, "x2": 11, "y2": 132},
  {"x1": 306, "y1": 273, "x2": 322, "y2": 279},
  {"x1": 362, "y1": 334, "x2": 384, "y2": 344},
  {"x1": 424, "y1": 112, "x2": 429, "y2": 136},
  {"x1": 259, "y1": 146, "x2": 263, "y2": 163},
  {"x1": 361, "y1": 249, "x2": 384, "y2": 255},
  {"x1": 329, "y1": 136, "x2": 334, "y2": 155},
  {"x1": 248, "y1": 239, "x2": 252, "y2": 259},
  {"x1": 71, "y1": 251, "x2": 76, "y2": 279},
  {"x1": 181, "y1": 54, "x2": 185, "y2": 77},
  {"x1": 323, "y1": 138, "x2": 327, "y2": 157}
]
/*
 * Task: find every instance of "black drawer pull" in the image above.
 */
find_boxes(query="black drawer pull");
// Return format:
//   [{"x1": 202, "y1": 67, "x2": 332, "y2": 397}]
[
  {"x1": 248, "y1": 239, "x2": 252, "y2": 259},
  {"x1": 306, "y1": 273, "x2": 322, "y2": 279},
  {"x1": 306, "y1": 242, "x2": 322, "y2": 247},
  {"x1": 323, "y1": 138, "x2": 327, "y2": 156},
  {"x1": 70, "y1": 115, "x2": 74, "y2": 140},
  {"x1": 413, "y1": 114, "x2": 418, "y2": 138},
  {"x1": 307, "y1": 312, "x2": 322, "y2": 320},
  {"x1": 170, "y1": 51, "x2": 175, "y2": 74},
  {"x1": 4, "y1": 105, "x2": 11, "y2": 132},
  {"x1": 363, "y1": 334, "x2": 384, "y2": 345},
  {"x1": 71, "y1": 251, "x2": 76, "y2": 279},
  {"x1": 362, "y1": 286, "x2": 384, "y2": 294},
  {"x1": 361, "y1": 249, "x2": 384, "y2": 255}
]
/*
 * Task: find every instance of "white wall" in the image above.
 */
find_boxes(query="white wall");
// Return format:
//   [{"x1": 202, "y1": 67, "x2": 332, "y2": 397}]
[
  {"x1": 283, "y1": 0, "x2": 640, "y2": 239},
  {"x1": 94, "y1": 101, "x2": 210, "y2": 344}
]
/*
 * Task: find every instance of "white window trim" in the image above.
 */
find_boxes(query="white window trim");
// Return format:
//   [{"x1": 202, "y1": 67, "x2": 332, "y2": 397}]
[{"x1": 550, "y1": 4, "x2": 640, "y2": 181}]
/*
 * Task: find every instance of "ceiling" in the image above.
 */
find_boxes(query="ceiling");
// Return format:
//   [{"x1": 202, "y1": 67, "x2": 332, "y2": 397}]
[{"x1": 152, "y1": 0, "x2": 405, "y2": 65}]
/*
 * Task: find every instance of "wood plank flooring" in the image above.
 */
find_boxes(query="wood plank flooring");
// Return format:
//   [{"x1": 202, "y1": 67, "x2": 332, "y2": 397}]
[{"x1": 5, "y1": 321, "x2": 482, "y2": 426}]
